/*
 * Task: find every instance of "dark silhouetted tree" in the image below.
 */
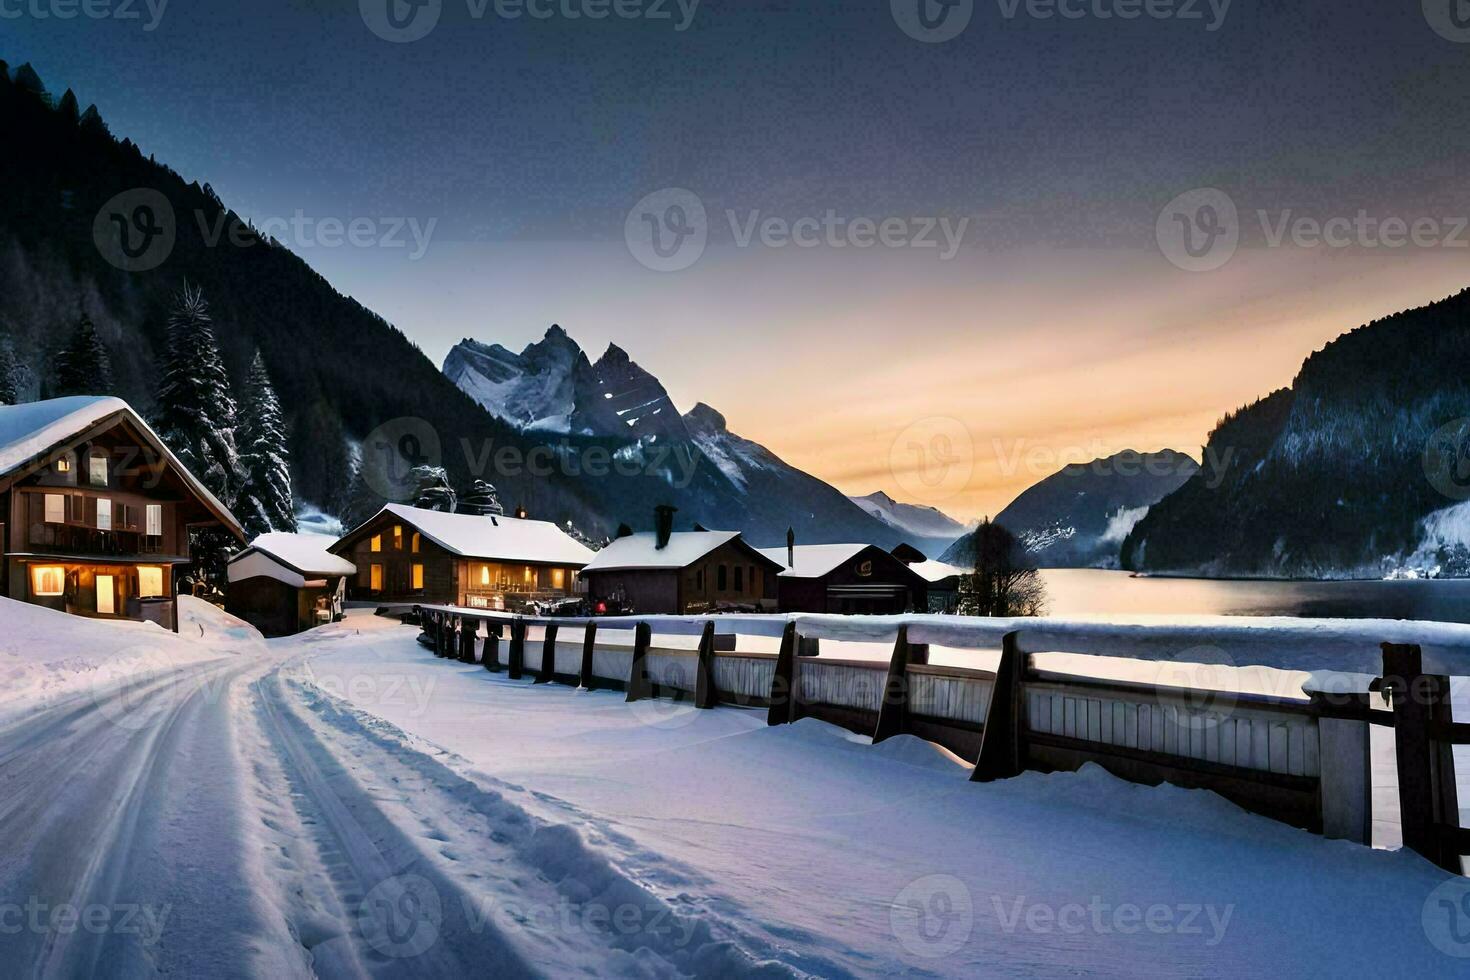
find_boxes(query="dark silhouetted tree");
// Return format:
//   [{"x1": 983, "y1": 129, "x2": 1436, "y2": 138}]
[
  {"x1": 53, "y1": 313, "x2": 113, "y2": 397},
  {"x1": 957, "y1": 519, "x2": 1047, "y2": 617},
  {"x1": 411, "y1": 465, "x2": 455, "y2": 512},
  {"x1": 0, "y1": 340, "x2": 18, "y2": 405},
  {"x1": 457, "y1": 479, "x2": 504, "y2": 516}
]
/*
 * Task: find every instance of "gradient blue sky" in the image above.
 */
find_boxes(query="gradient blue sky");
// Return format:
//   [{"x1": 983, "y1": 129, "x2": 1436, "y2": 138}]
[{"x1": 8, "y1": 0, "x2": 1470, "y2": 517}]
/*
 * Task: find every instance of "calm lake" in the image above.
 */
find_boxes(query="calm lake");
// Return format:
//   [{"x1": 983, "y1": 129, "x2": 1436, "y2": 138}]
[{"x1": 1040, "y1": 568, "x2": 1470, "y2": 624}]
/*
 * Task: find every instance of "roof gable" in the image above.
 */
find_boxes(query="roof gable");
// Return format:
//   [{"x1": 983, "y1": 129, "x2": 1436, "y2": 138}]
[
  {"x1": 338, "y1": 503, "x2": 595, "y2": 566},
  {"x1": 582, "y1": 530, "x2": 782, "y2": 573}
]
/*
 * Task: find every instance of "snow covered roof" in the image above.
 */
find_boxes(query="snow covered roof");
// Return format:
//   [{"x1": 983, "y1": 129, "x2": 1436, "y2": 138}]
[
  {"x1": 907, "y1": 559, "x2": 968, "y2": 584},
  {"x1": 367, "y1": 503, "x2": 596, "y2": 566},
  {"x1": 233, "y1": 532, "x2": 357, "y2": 577},
  {"x1": 0, "y1": 396, "x2": 243, "y2": 539},
  {"x1": 582, "y1": 530, "x2": 754, "y2": 573},
  {"x1": 757, "y1": 543, "x2": 872, "y2": 578}
]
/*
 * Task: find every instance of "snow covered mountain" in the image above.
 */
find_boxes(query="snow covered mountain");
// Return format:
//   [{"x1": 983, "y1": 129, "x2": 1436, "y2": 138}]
[
  {"x1": 847, "y1": 491, "x2": 972, "y2": 555},
  {"x1": 444, "y1": 328, "x2": 925, "y2": 551},
  {"x1": 943, "y1": 449, "x2": 1198, "y2": 569}
]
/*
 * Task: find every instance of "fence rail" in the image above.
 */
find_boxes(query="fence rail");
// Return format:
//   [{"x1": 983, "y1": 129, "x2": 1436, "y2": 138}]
[{"x1": 412, "y1": 604, "x2": 1468, "y2": 875}]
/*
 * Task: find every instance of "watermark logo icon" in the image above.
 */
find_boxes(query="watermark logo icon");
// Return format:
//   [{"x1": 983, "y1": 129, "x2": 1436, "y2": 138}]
[
  {"x1": 890, "y1": 416, "x2": 974, "y2": 504},
  {"x1": 891, "y1": 0, "x2": 973, "y2": 43},
  {"x1": 1156, "y1": 188, "x2": 1239, "y2": 272},
  {"x1": 93, "y1": 189, "x2": 176, "y2": 272},
  {"x1": 1149, "y1": 645, "x2": 1240, "y2": 732},
  {"x1": 358, "y1": 874, "x2": 443, "y2": 958},
  {"x1": 891, "y1": 874, "x2": 973, "y2": 958},
  {"x1": 1424, "y1": 0, "x2": 1470, "y2": 42},
  {"x1": 361, "y1": 0, "x2": 442, "y2": 42},
  {"x1": 361, "y1": 417, "x2": 443, "y2": 502},
  {"x1": 625, "y1": 188, "x2": 708, "y2": 272},
  {"x1": 88, "y1": 644, "x2": 186, "y2": 732},
  {"x1": 1424, "y1": 418, "x2": 1470, "y2": 502},
  {"x1": 1423, "y1": 877, "x2": 1470, "y2": 957}
]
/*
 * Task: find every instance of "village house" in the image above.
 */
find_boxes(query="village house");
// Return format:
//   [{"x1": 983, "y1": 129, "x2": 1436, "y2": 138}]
[
  {"x1": 891, "y1": 542, "x2": 968, "y2": 613},
  {"x1": 581, "y1": 506, "x2": 781, "y2": 615},
  {"x1": 330, "y1": 502, "x2": 593, "y2": 610},
  {"x1": 759, "y1": 536, "x2": 930, "y2": 614},
  {"x1": 0, "y1": 396, "x2": 244, "y2": 631},
  {"x1": 226, "y1": 532, "x2": 357, "y2": 637}
]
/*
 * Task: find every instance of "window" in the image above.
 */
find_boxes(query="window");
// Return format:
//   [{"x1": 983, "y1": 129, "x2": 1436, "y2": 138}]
[
  {"x1": 480, "y1": 564, "x2": 491, "y2": 586},
  {"x1": 551, "y1": 568, "x2": 565, "y2": 589},
  {"x1": 96, "y1": 498, "x2": 112, "y2": 531},
  {"x1": 749, "y1": 566, "x2": 757, "y2": 594},
  {"x1": 370, "y1": 534, "x2": 382, "y2": 553},
  {"x1": 88, "y1": 453, "x2": 108, "y2": 487},
  {"x1": 412, "y1": 563, "x2": 425, "y2": 591},
  {"x1": 695, "y1": 569, "x2": 704, "y2": 591},
  {"x1": 138, "y1": 566, "x2": 165, "y2": 598},
  {"x1": 95, "y1": 575, "x2": 116, "y2": 615},
  {"x1": 146, "y1": 504, "x2": 163, "y2": 537},
  {"x1": 31, "y1": 566, "x2": 65, "y2": 597},
  {"x1": 55, "y1": 456, "x2": 71, "y2": 474},
  {"x1": 370, "y1": 564, "x2": 384, "y2": 591},
  {"x1": 717, "y1": 564, "x2": 728, "y2": 590},
  {"x1": 393, "y1": 525, "x2": 403, "y2": 550},
  {"x1": 44, "y1": 494, "x2": 64, "y2": 524},
  {"x1": 734, "y1": 565, "x2": 744, "y2": 592},
  {"x1": 411, "y1": 532, "x2": 421, "y2": 554}
]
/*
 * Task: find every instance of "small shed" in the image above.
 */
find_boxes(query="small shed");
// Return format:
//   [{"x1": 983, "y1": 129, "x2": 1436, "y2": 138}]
[
  {"x1": 227, "y1": 532, "x2": 356, "y2": 637},
  {"x1": 759, "y1": 541, "x2": 930, "y2": 615}
]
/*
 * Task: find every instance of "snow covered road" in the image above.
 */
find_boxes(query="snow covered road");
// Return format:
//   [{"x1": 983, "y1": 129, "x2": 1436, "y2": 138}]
[{"x1": 1, "y1": 599, "x2": 1468, "y2": 978}]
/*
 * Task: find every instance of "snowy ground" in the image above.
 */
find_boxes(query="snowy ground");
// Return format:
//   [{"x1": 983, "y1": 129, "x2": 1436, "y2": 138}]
[{"x1": 1, "y1": 602, "x2": 1468, "y2": 977}]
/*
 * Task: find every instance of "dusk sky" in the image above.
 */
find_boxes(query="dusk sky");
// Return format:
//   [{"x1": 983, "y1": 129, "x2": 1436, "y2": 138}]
[{"x1": 9, "y1": 0, "x2": 1470, "y2": 519}]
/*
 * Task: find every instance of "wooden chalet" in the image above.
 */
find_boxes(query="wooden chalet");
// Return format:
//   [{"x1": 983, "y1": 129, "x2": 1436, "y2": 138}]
[
  {"x1": 0, "y1": 396, "x2": 245, "y2": 631},
  {"x1": 759, "y1": 537, "x2": 930, "y2": 614},
  {"x1": 581, "y1": 507, "x2": 781, "y2": 615},
  {"x1": 331, "y1": 503, "x2": 594, "y2": 611},
  {"x1": 892, "y1": 543, "x2": 968, "y2": 613},
  {"x1": 226, "y1": 533, "x2": 356, "y2": 637}
]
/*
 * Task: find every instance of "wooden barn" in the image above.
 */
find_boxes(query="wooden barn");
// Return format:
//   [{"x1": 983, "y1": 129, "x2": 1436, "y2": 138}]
[
  {"x1": 330, "y1": 503, "x2": 593, "y2": 611},
  {"x1": 759, "y1": 538, "x2": 930, "y2": 614},
  {"x1": 226, "y1": 533, "x2": 356, "y2": 637},
  {"x1": 581, "y1": 507, "x2": 781, "y2": 615},
  {"x1": 0, "y1": 396, "x2": 245, "y2": 631},
  {"x1": 891, "y1": 543, "x2": 968, "y2": 613}
]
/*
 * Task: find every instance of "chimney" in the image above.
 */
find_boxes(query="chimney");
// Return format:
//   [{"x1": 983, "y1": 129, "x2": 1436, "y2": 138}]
[
  {"x1": 655, "y1": 505, "x2": 678, "y2": 550},
  {"x1": 786, "y1": 527, "x2": 795, "y2": 568}
]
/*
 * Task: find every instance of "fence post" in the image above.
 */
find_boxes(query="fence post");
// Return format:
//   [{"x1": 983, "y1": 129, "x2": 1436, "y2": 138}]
[
  {"x1": 508, "y1": 619, "x2": 526, "y2": 680},
  {"x1": 873, "y1": 626, "x2": 911, "y2": 744},
  {"x1": 580, "y1": 623, "x2": 598, "y2": 691},
  {"x1": 1383, "y1": 643, "x2": 1461, "y2": 872},
  {"x1": 798, "y1": 635, "x2": 821, "y2": 658},
  {"x1": 971, "y1": 631, "x2": 1027, "y2": 783},
  {"x1": 459, "y1": 618, "x2": 478, "y2": 664},
  {"x1": 483, "y1": 629, "x2": 501, "y2": 672},
  {"x1": 695, "y1": 621, "x2": 719, "y2": 709},
  {"x1": 536, "y1": 624, "x2": 559, "y2": 684},
  {"x1": 626, "y1": 622, "x2": 652, "y2": 702},
  {"x1": 767, "y1": 622, "x2": 798, "y2": 726},
  {"x1": 1311, "y1": 686, "x2": 1374, "y2": 845},
  {"x1": 438, "y1": 614, "x2": 454, "y2": 659}
]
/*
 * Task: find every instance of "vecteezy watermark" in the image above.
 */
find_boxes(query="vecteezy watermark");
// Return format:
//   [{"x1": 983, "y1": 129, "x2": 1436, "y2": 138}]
[
  {"x1": 358, "y1": 874, "x2": 443, "y2": 958},
  {"x1": 891, "y1": 0, "x2": 975, "y2": 43},
  {"x1": 1424, "y1": 877, "x2": 1470, "y2": 958},
  {"x1": 303, "y1": 667, "x2": 440, "y2": 717},
  {"x1": 463, "y1": 892, "x2": 699, "y2": 946},
  {"x1": 624, "y1": 188, "x2": 971, "y2": 271},
  {"x1": 989, "y1": 438, "x2": 1232, "y2": 489},
  {"x1": 93, "y1": 189, "x2": 438, "y2": 272},
  {"x1": 360, "y1": 0, "x2": 699, "y2": 42},
  {"x1": 0, "y1": 898, "x2": 172, "y2": 945},
  {"x1": 1157, "y1": 187, "x2": 1470, "y2": 272},
  {"x1": 891, "y1": 874, "x2": 974, "y2": 959},
  {"x1": 993, "y1": 0, "x2": 1231, "y2": 31},
  {"x1": 1424, "y1": 0, "x2": 1470, "y2": 44},
  {"x1": 889, "y1": 417, "x2": 975, "y2": 505},
  {"x1": 1423, "y1": 418, "x2": 1470, "y2": 502},
  {"x1": 992, "y1": 895, "x2": 1234, "y2": 945},
  {"x1": 0, "y1": 0, "x2": 169, "y2": 31}
]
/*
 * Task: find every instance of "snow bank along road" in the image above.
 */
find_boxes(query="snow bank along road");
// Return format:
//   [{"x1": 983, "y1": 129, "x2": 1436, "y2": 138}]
[{"x1": 1, "y1": 601, "x2": 1468, "y2": 977}]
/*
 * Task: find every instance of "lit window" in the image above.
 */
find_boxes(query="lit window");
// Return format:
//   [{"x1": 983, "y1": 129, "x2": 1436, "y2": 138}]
[
  {"x1": 370, "y1": 564, "x2": 384, "y2": 591},
  {"x1": 55, "y1": 456, "x2": 71, "y2": 474},
  {"x1": 146, "y1": 504, "x2": 163, "y2": 537},
  {"x1": 138, "y1": 566, "x2": 165, "y2": 598},
  {"x1": 31, "y1": 566, "x2": 65, "y2": 597},
  {"x1": 96, "y1": 575, "x2": 115, "y2": 615},
  {"x1": 552, "y1": 568, "x2": 565, "y2": 589},
  {"x1": 89, "y1": 454, "x2": 108, "y2": 486},
  {"x1": 96, "y1": 498, "x2": 113, "y2": 531},
  {"x1": 370, "y1": 534, "x2": 382, "y2": 553},
  {"x1": 524, "y1": 566, "x2": 533, "y2": 583},
  {"x1": 412, "y1": 564, "x2": 425, "y2": 590},
  {"x1": 411, "y1": 532, "x2": 421, "y2": 553},
  {"x1": 393, "y1": 525, "x2": 403, "y2": 550},
  {"x1": 44, "y1": 494, "x2": 64, "y2": 524},
  {"x1": 480, "y1": 564, "x2": 491, "y2": 586}
]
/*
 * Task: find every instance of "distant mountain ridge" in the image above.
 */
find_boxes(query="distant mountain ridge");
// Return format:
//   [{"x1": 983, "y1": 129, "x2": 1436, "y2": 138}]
[
  {"x1": 942, "y1": 449, "x2": 1198, "y2": 569},
  {"x1": 848, "y1": 491, "x2": 972, "y2": 555}
]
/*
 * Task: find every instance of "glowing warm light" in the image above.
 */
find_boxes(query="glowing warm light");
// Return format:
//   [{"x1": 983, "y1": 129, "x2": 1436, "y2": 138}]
[
  {"x1": 138, "y1": 566, "x2": 165, "y2": 598},
  {"x1": 31, "y1": 566, "x2": 65, "y2": 597}
]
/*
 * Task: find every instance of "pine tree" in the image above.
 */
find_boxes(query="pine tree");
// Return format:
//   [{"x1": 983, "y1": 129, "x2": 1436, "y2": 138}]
[
  {"x1": 0, "y1": 341, "x2": 18, "y2": 405},
  {"x1": 457, "y1": 479, "x2": 504, "y2": 516},
  {"x1": 236, "y1": 350, "x2": 295, "y2": 538},
  {"x1": 344, "y1": 457, "x2": 387, "y2": 529},
  {"x1": 411, "y1": 465, "x2": 456, "y2": 512},
  {"x1": 53, "y1": 313, "x2": 113, "y2": 397}
]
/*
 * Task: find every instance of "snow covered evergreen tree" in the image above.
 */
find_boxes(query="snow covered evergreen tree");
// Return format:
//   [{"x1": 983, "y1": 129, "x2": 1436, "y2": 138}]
[
  {"x1": 457, "y1": 479, "x2": 504, "y2": 516},
  {"x1": 0, "y1": 340, "x2": 19, "y2": 405},
  {"x1": 154, "y1": 284, "x2": 244, "y2": 598},
  {"x1": 236, "y1": 350, "x2": 296, "y2": 538},
  {"x1": 53, "y1": 313, "x2": 113, "y2": 397},
  {"x1": 410, "y1": 465, "x2": 456, "y2": 512}
]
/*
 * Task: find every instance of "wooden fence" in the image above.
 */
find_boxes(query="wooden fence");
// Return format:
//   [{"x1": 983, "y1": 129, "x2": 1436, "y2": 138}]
[{"x1": 413, "y1": 605, "x2": 1467, "y2": 874}]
